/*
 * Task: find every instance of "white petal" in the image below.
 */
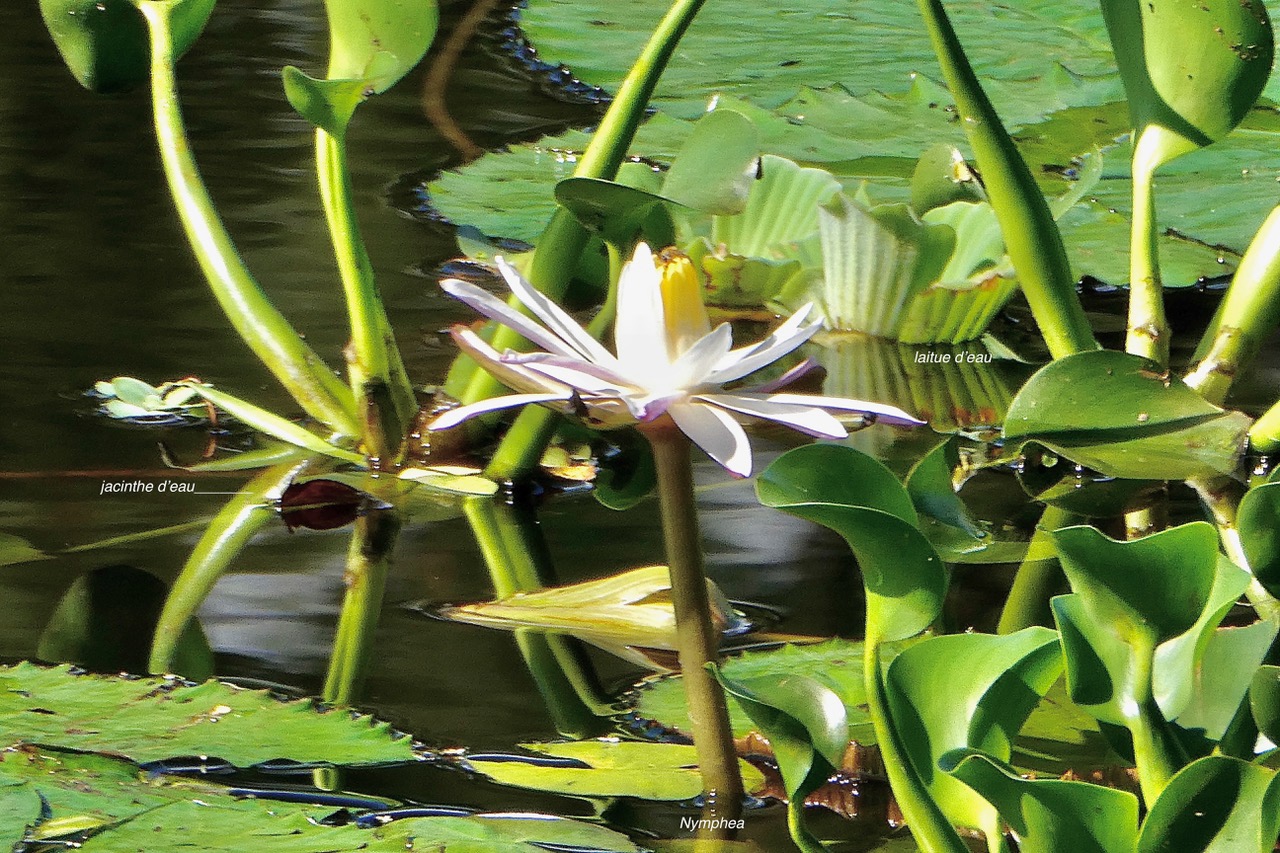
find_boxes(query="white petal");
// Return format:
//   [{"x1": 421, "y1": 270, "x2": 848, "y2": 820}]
[
  {"x1": 669, "y1": 323, "x2": 734, "y2": 390},
  {"x1": 521, "y1": 362, "x2": 631, "y2": 395},
  {"x1": 614, "y1": 244, "x2": 670, "y2": 377},
  {"x1": 743, "y1": 392, "x2": 925, "y2": 426},
  {"x1": 697, "y1": 393, "x2": 847, "y2": 438},
  {"x1": 428, "y1": 392, "x2": 572, "y2": 431},
  {"x1": 496, "y1": 257, "x2": 620, "y2": 368},
  {"x1": 502, "y1": 351, "x2": 634, "y2": 388},
  {"x1": 441, "y1": 278, "x2": 578, "y2": 358},
  {"x1": 707, "y1": 310, "x2": 823, "y2": 385},
  {"x1": 739, "y1": 357, "x2": 820, "y2": 393},
  {"x1": 451, "y1": 327, "x2": 568, "y2": 395},
  {"x1": 668, "y1": 401, "x2": 753, "y2": 477}
]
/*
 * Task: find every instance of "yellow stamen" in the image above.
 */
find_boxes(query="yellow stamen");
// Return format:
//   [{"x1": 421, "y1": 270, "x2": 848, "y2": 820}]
[{"x1": 657, "y1": 248, "x2": 711, "y2": 359}]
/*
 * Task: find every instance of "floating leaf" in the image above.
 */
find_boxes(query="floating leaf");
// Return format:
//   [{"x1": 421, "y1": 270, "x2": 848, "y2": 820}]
[
  {"x1": 1003, "y1": 350, "x2": 1251, "y2": 480},
  {"x1": 1137, "y1": 756, "x2": 1280, "y2": 853},
  {"x1": 0, "y1": 663, "x2": 416, "y2": 766},
  {"x1": 944, "y1": 751, "x2": 1139, "y2": 853},
  {"x1": 40, "y1": 0, "x2": 215, "y2": 93},
  {"x1": 467, "y1": 740, "x2": 764, "y2": 801}
]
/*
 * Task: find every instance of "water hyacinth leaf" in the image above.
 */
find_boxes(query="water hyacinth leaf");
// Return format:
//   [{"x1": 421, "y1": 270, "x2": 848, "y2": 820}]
[
  {"x1": 467, "y1": 740, "x2": 765, "y2": 801},
  {"x1": 1003, "y1": 350, "x2": 1251, "y2": 479},
  {"x1": 1169, "y1": 620, "x2": 1276, "y2": 746},
  {"x1": 1152, "y1": 553, "x2": 1254, "y2": 722},
  {"x1": 659, "y1": 108, "x2": 759, "y2": 215},
  {"x1": 0, "y1": 663, "x2": 416, "y2": 766},
  {"x1": 757, "y1": 445, "x2": 946, "y2": 644},
  {"x1": 39, "y1": 0, "x2": 215, "y2": 93},
  {"x1": 631, "y1": 640, "x2": 878, "y2": 747},
  {"x1": 713, "y1": 669, "x2": 848, "y2": 791},
  {"x1": 281, "y1": 68, "x2": 377, "y2": 137},
  {"x1": 1238, "y1": 481, "x2": 1280, "y2": 597},
  {"x1": 1101, "y1": 0, "x2": 1273, "y2": 170},
  {"x1": 883, "y1": 629, "x2": 1063, "y2": 842},
  {"x1": 176, "y1": 382, "x2": 365, "y2": 465},
  {"x1": 1012, "y1": 679, "x2": 1118, "y2": 777},
  {"x1": 1052, "y1": 593, "x2": 1141, "y2": 726},
  {"x1": 1250, "y1": 665, "x2": 1280, "y2": 744},
  {"x1": 1136, "y1": 756, "x2": 1280, "y2": 853},
  {"x1": 1054, "y1": 522, "x2": 1218, "y2": 646},
  {"x1": 322, "y1": 0, "x2": 437, "y2": 94},
  {"x1": 944, "y1": 751, "x2": 1139, "y2": 853},
  {"x1": 905, "y1": 436, "x2": 985, "y2": 541}
]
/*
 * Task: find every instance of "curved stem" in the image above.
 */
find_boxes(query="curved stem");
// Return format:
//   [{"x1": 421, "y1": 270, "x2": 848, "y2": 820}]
[
  {"x1": 316, "y1": 130, "x2": 416, "y2": 460},
  {"x1": 643, "y1": 421, "x2": 744, "y2": 824},
  {"x1": 135, "y1": 1, "x2": 358, "y2": 436},
  {"x1": 786, "y1": 796, "x2": 826, "y2": 853},
  {"x1": 1126, "y1": 637, "x2": 1185, "y2": 804},
  {"x1": 914, "y1": 0, "x2": 1097, "y2": 361},
  {"x1": 997, "y1": 506, "x2": 1073, "y2": 634},
  {"x1": 421, "y1": 0, "x2": 497, "y2": 162}
]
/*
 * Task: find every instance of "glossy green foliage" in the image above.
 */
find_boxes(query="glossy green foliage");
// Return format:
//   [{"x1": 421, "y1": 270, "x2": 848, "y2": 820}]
[
  {"x1": 555, "y1": 109, "x2": 759, "y2": 247},
  {"x1": 1137, "y1": 756, "x2": 1280, "y2": 853},
  {"x1": 467, "y1": 740, "x2": 765, "y2": 801},
  {"x1": 884, "y1": 629, "x2": 1063, "y2": 842},
  {"x1": 905, "y1": 437, "x2": 985, "y2": 544},
  {"x1": 0, "y1": 662, "x2": 416, "y2": 766},
  {"x1": 1250, "y1": 665, "x2": 1280, "y2": 744},
  {"x1": 1101, "y1": 0, "x2": 1272, "y2": 169},
  {"x1": 40, "y1": 0, "x2": 214, "y2": 93},
  {"x1": 1003, "y1": 350, "x2": 1251, "y2": 479},
  {"x1": 1239, "y1": 480, "x2": 1280, "y2": 596},
  {"x1": 284, "y1": 0, "x2": 438, "y2": 133},
  {"x1": 945, "y1": 751, "x2": 1139, "y2": 853},
  {"x1": 712, "y1": 668, "x2": 848, "y2": 798},
  {"x1": 757, "y1": 444, "x2": 945, "y2": 644}
]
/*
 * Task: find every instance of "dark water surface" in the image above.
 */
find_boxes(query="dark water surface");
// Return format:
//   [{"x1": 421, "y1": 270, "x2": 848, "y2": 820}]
[{"x1": 0, "y1": 2, "x2": 933, "y2": 846}]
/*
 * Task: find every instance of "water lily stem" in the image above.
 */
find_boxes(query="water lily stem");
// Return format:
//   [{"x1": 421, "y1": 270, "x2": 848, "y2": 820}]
[
  {"x1": 644, "y1": 420, "x2": 744, "y2": 823},
  {"x1": 323, "y1": 506, "x2": 400, "y2": 706},
  {"x1": 135, "y1": 1, "x2": 358, "y2": 436},
  {"x1": 1126, "y1": 153, "x2": 1169, "y2": 368},
  {"x1": 315, "y1": 129, "x2": 417, "y2": 461}
]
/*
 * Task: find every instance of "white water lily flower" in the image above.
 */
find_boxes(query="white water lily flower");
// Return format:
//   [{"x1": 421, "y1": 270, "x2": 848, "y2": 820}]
[{"x1": 431, "y1": 244, "x2": 923, "y2": 476}]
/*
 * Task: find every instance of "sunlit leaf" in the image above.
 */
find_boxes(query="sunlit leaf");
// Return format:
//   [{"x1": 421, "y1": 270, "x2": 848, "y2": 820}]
[
  {"x1": 1137, "y1": 756, "x2": 1280, "y2": 853},
  {"x1": 944, "y1": 751, "x2": 1139, "y2": 853},
  {"x1": 1003, "y1": 351, "x2": 1251, "y2": 480},
  {"x1": 0, "y1": 663, "x2": 417, "y2": 766},
  {"x1": 1238, "y1": 480, "x2": 1280, "y2": 597},
  {"x1": 467, "y1": 740, "x2": 765, "y2": 801}
]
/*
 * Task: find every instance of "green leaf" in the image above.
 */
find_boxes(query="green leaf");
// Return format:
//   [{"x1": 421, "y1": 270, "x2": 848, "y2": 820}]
[
  {"x1": 757, "y1": 444, "x2": 946, "y2": 644},
  {"x1": 39, "y1": 0, "x2": 215, "y2": 93},
  {"x1": 1012, "y1": 679, "x2": 1118, "y2": 777},
  {"x1": 1249, "y1": 665, "x2": 1280, "y2": 745},
  {"x1": 1101, "y1": 0, "x2": 1273, "y2": 169},
  {"x1": 281, "y1": 68, "x2": 375, "y2": 137},
  {"x1": 554, "y1": 177, "x2": 674, "y2": 248},
  {"x1": 468, "y1": 740, "x2": 764, "y2": 801},
  {"x1": 1137, "y1": 756, "x2": 1280, "y2": 853},
  {"x1": 322, "y1": 0, "x2": 438, "y2": 95},
  {"x1": 0, "y1": 663, "x2": 417, "y2": 766},
  {"x1": 1003, "y1": 350, "x2": 1251, "y2": 480},
  {"x1": 1238, "y1": 481, "x2": 1280, "y2": 597},
  {"x1": 944, "y1": 751, "x2": 1139, "y2": 853},
  {"x1": 704, "y1": 154, "x2": 842, "y2": 257},
  {"x1": 660, "y1": 108, "x2": 759, "y2": 215},
  {"x1": 630, "y1": 640, "x2": 878, "y2": 747},
  {"x1": 1169, "y1": 620, "x2": 1276, "y2": 746},
  {"x1": 884, "y1": 629, "x2": 1063, "y2": 840},
  {"x1": 905, "y1": 437, "x2": 985, "y2": 541}
]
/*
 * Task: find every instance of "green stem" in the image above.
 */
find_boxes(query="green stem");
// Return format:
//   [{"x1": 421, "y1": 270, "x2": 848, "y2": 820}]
[
  {"x1": 1187, "y1": 474, "x2": 1280, "y2": 623},
  {"x1": 456, "y1": 0, "x2": 708, "y2": 442},
  {"x1": 786, "y1": 796, "x2": 826, "y2": 853},
  {"x1": 1126, "y1": 135, "x2": 1169, "y2": 368},
  {"x1": 1126, "y1": 637, "x2": 1185, "y2": 804},
  {"x1": 1251, "y1": 400, "x2": 1280, "y2": 455},
  {"x1": 135, "y1": 1, "x2": 358, "y2": 436},
  {"x1": 997, "y1": 506, "x2": 1072, "y2": 635},
  {"x1": 1186, "y1": 205, "x2": 1280, "y2": 404},
  {"x1": 323, "y1": 507, "x2": 400, "y2": 706},
  {"x1": 148, "y1": 463, "x2": 296, "y2": 674},
  {"x1": 315, "y1": 130, "x2": 417, "y2": 460},
  {"x1": 914, "y1": 0, "x2": 1097, "y2": 361},
  {"x1": 863, "y1": 642, "x2": 969, "y2": 853},
  {"x1": 644, "y1": 421, "x2": 744, "y2": 822}
]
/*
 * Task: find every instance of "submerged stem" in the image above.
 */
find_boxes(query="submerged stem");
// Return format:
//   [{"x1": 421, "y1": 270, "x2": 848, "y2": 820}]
[{"x1": 643, "y1": 420, "x2": 744, "y2": 825}]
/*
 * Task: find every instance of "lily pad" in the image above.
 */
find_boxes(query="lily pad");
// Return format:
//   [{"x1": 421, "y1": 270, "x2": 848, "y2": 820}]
[
  {"x1": 0, "y1": 663, "x2": 416, "y2": 766},
  {"x1": 467, "y1": 740, "x2": 765, "y2": 800}
]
